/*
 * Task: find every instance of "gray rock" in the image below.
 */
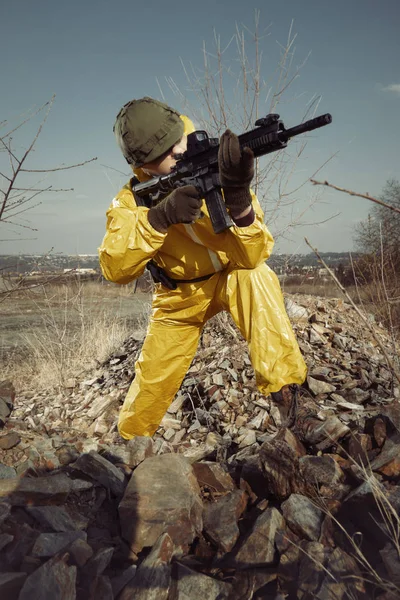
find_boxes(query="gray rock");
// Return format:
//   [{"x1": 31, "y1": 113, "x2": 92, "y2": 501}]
[
  {"x1": 192, "y1": 461, "x2": 235, "y2": 493},
  {"x1": 299, "y1": 455, "x2": 344, "y2": 487},
  {"x1": 309, "y1": 328, "x2": 326, "y2": 345},
  {"x1": 119, "y1": 454, "x2": 202, "y2": 554},
  {"x1": 107, "y1": 436, "x2": 155, "y2": 468},
  {"x1": 0, "y1": 501, "x2": 11, "y2": 524},
  {"x1": 0, "y1": 473, "x2": 71, "y2": 505},
  {"x1": 89, "y1": 575, "x2": 114, "y2": 600},
  {"x1": 315, "y1": 547, "x2": 365, "y2": 599},
  {"x1": 0, "y1": 572, "x2": 27, "y2": 599},
  {"x1": 172, "y1": 563, "x2": 232, "y2": 599},
  {"x1": 281, "y1": 494, "x2": 324, "y2": 541},
  {"x1": 6, "y1": 523, "x2": 39, "y2": 569},
  {"x1": 285, "y1": 299, "x2": 309, "y2": 321},
  {"x1": 111, "y1": 565, "x2": 137, "y2": 597},
  {"x1": 0, "y1": 463, "x2": 16, "y2": 478},
  {"x1": 307, "y1": 376, "x2": 336, "y2": 395},
  {"x1": 26, "y1": 506, "x2": 79, "y2": 532},
  {"x1": 0, "y1": 432, "x2": 20, "y2": 450},
  {"x1": 18, "y1": 553, "x2": 77, "y2": 600},
  {"x1": 203, "y1": 489, "x2": 248, "y2": 552},
  {"x1": 83, "y1": 546, "x2": 115, "y2": 580},
  {"x1": 31, "y1": 531, "x2": 87, "y2": 558},
  {"x1": 234, "y1": 507, "x2": 285, "y2": 567},
  {"x1": 297, "y1": 542, "x2": 329, "y2": 598},
  {"x1": 380, "y1": 542, "x2": 400, "y2": 585},
  {"x1": 370, "y1": 433, "x2": 400, "y2": 477},
  {"x1": 119, "y1": 533, "x2": 173, "y2": 600},
  {"x1": 67, "y1": 537, "x2": 94, "y2": 567},
  {"x1": 0, "y1": 533, "x2": 13, "y2": 551},
  {"x1": 71, "y1": 450, "x2": 125, "y2": 496}
]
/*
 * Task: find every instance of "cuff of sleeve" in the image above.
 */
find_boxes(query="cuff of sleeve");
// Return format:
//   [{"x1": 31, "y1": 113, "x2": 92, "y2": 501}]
[{"x1": 232, "y1": 206, "x2": 255, "y2": 227}]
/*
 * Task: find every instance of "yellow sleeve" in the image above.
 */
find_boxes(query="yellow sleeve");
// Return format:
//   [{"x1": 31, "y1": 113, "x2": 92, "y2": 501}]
[
  {"x1": 223, "y1": 190, "x2": 275, "y2": 269},
  {"x1": 98, "y1": 187, "x2": 166, "y2": 284}
]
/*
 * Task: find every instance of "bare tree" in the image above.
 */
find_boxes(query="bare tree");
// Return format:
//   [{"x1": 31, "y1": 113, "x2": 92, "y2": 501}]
[
  {"x1": 155, "y1": 13, "x2": 337, "y2": 245},
  {"x1": 0, "y1": 95, "x2": 97, "y2": 297}
]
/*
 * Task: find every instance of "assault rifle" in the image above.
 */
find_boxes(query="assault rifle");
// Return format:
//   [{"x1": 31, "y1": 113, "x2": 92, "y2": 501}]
[{"x1": 132, "y1": 113, "x2": 332, "y2": 234}]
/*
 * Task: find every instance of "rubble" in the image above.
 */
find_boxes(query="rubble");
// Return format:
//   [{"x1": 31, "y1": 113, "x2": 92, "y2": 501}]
[{"x1": 0, "y1": 293, "x2": 400, "y2": 598}]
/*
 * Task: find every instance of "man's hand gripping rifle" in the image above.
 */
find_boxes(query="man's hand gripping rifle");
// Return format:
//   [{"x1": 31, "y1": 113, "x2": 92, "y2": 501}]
[{"x1": 132, "y1": 113, "x2": 332, "y2": 234}]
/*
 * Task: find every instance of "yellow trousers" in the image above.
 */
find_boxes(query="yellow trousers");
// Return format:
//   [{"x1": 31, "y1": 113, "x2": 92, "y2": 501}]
[{"x1": 118, "y1": 263, "x2": 307, "y2": 439}]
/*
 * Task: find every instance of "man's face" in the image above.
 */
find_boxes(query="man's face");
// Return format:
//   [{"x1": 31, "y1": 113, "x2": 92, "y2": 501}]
[{"x1": 142, "y1": 135, "x2": 187, "y2": 176}]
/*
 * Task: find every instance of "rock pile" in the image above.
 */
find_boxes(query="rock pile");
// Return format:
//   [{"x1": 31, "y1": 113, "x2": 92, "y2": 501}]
[{"x1": 0, "y1": 293, "x2": 400, "y2": 599}]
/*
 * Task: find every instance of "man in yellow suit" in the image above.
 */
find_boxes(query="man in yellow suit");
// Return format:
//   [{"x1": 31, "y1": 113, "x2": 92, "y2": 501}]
[{"x1": 99, "y1": 97, "x2": 345, "y2": 446}]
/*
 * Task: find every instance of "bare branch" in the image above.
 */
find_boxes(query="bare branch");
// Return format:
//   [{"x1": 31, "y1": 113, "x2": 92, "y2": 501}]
[
  {"x1": 310, "y1": 179, "x2": 400, "y2": 215},
  {"x1": 21, "y1": 156, "x2": 97, "y2": 173}
]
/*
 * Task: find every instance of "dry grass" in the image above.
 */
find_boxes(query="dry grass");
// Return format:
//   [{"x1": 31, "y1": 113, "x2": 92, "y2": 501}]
[{"x1": 1, "y1": 279, "x2": 151, "y2": 391}]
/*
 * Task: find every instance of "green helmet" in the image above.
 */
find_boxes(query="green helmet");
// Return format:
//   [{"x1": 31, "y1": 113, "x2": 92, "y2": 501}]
[{"x1": 113, "y1": 97, "x2": 184, "y2": 167}]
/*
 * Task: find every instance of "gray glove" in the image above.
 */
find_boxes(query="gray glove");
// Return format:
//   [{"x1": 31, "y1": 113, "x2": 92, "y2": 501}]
[
  {"x1": 218, "y1": 129, "x2": 254, "y2": 216},
  {"x1": 148, "y1": 185, "x2": 202, "y2": 233}
]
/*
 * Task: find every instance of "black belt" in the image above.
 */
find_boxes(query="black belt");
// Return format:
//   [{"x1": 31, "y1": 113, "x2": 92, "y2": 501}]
[{"x1": 147, "y1": 261, "x2": 216, "y2": 290}]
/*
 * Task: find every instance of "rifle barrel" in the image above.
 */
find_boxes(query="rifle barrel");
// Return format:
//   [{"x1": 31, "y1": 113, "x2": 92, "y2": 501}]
[{"x1": 284, "y1": 113, "x2": 332, "y2": 139}]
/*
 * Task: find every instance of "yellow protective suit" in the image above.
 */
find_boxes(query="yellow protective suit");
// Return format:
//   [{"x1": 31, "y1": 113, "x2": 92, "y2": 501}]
[{"x1": 98, "y1": 117, "x2": 307, "y2": 440}]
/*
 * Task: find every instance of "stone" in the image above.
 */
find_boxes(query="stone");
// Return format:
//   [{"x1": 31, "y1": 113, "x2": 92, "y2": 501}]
[
  {"x1": 297, "y1": 542, "x2": 329, "y2": 599},
  {"x1": 299, "y1": 455, "x2": 344, "y2": 487},
  {"x1": 373, "y1": 417, "x2": 387, "y2": 447},
  {"x1": 6, "y1": 523, "x2": 39, "y2": 569},
  {"x1": 26, "y1": 505, "x2": 80, "y2": 532},
  {"x1": 0, "y1": 573, "x2": 27, "y2": 600},
  {"x1": 315, "y1": 547, "x2": 365, "y2": 599},
  {"x1": 18, "y1": 553, "x2": 77, "y2": 600},
  {"x1": 0, "y1": 473, "x2": 71, "y2": 505},
  {"x1": 234, "y1": 507, "x2": 285, "y2": 567},
  {"x1": 71, "y1": 450, "x2": 125, "y2": 496},
  {"x1": 0, "y1": 380, "x2": 15, "y2": 420},
  {"x1": 119, "y1": 533, "x2": 173, "y2": 600},
  {"x1": 31, "y1": 531, "x2": 87, "y2": 558},
  {"x1": 380, "y1": 542, "x2": 400, "y2": 585},
  {"x1": 0, "y1": 463, "x2": 17, "y2": 478},
  {"x1": 0, "y1": 501, "x2": 11, "y2": 524},
  {"x1": 203, "y1": 489, "x2": 248, "y2": 552},
  {"x1": 89, "y1": 575, "x2": 114, "y2": 600},
  {"x1": 0, "y1": 399, "x2": 12, "y2": 425},
  {"x1": 172, "y1": 563, "x2": 232, "y2": 599},
  {"x1": 309, "y1": 328, "x2": 326, "y2": 345},
  {"x1": 119, "y1": 454, "x2": 202, "y2": 554},
  {"x1": 285, "y1": 298, "x2": 309, "y2": 321},
  {"x1": 260, "y1": 439, "x2": 307, "y2": 500},
  {"x1": 0, "y1": 533, "x2": 13, "y2": 551},
  {"x1": 370, "y1": 433, "x2": 400, "y2": 478},
  {"x1": 345, "y1": 387, "x2": 370, "y2": 404},
  {"x1": 68, "y1": 537, "x2": 94, "y2": 567},
  {"x1": 83, "y1": 546, "x2": 115, "y2": 580},
  {"x1": 87, "y1": 395, "x2": 114, "y2": 419},
  {"x1": 192, "y1": 462, "x2": 235, "y2": 493},
  {"x1": 281, "y1": 494, "x2": 324, "y2": 541},
  {"x1": 348, "y1": 433, "x2": 372, "y2": 465},
  {"x1": 0, "y1": 432, "x2": 20, "y2": 450},
  {"x1": 111, "y1": 565, "x2": 137, "y2": 598},
  {"x1": 381, "y1": 402, "x2": 400, "y2": 433},
  {"x1": 307, "y1": 377, "x2": 336, "y2": 395},
  {"x1": 275, "y1": 427, "x2": 307, "y2": 457}
]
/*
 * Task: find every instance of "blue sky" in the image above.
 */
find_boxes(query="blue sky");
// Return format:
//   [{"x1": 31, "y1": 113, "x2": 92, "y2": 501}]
[{"x1": 1, "y1": 0, "x2": 399, "y2": 255}]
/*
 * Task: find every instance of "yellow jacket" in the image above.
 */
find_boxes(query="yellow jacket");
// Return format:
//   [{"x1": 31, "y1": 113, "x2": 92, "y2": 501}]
[{"x1": 99, "y1": 187, "x2": 274, "y2": 285}]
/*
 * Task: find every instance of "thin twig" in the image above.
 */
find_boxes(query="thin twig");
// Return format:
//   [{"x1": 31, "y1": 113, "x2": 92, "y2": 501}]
[{"x1": 310, "y1": 179, "x2": 400, "y2": 215}]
